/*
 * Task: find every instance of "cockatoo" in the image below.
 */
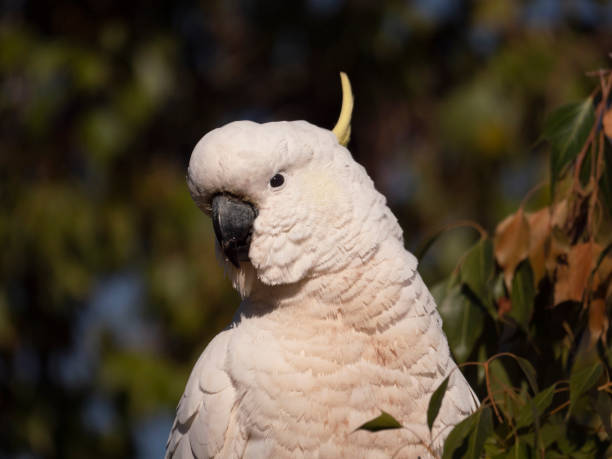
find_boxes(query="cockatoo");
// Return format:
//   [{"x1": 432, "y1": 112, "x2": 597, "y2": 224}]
[{"x1": 166, "y1": 73, "x2": 478, "y2": 459}]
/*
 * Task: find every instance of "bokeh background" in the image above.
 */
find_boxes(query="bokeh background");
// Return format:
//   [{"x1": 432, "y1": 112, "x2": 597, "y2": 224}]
[{"x1": 1, "y1": 1, "x2": 612, "y2": 457}]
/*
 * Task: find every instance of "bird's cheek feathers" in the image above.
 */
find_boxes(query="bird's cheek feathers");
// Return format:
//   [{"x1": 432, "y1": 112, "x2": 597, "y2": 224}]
[
  {"x1": 248, "y1": 200, "x2": 317, "y2": 286},
  {"x1": 248, "y1": 178, "x2": 354, "y2": 286}
]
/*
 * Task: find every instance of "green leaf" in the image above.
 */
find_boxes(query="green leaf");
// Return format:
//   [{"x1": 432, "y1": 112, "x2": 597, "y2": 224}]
[
  {"x1": 569, "y1": 361, "x2": 603, "y2": 413},
  {"x1": 431, "y1": 280, "x2": 450, "y2": 306},
  {"x1": 539, "y1": 421, "x2": 565, "y2": 449},
  {"x1": 507, "y1": 437, "x2": 529, "y2": 459},
  {"x1": 415, "y1": 223, "x2": 484, "y2": 261},
  {"x1": 514, "y1": 431, "x2": 536, "y2": 448},
  {"x1": 571, "y1": 436, "x2": 598, "y2": 458},
  {"x1": 543, "y1": 98, "x2": 595, "y2": 195},
  {"x1": 442, "y1": 410, "x2": 479, "y2": 459},
  {"x1": 492, "y1": 272, "x2": 507, "y2": 303},
  {"x1": 442, "y1": 407, "x2": 492, "y2": 459},
  {"x1": 516, "y1": 383, "x2": 556, "y2": 428},
  {"x1": 531, "y1": 397, "x2": 541, "y2": 455},
  {"x1": 595, "y1": 391, "x2": 612, "y2": 440},
  {"x1": 509, "y1": 260, "x2": 535, "y2": 331},
  {"x1": 427, "y1": 376, "x2": 450, "y2": 431},
  {"x1": 477, "y1": 345, "x2": 487, "y2": 386},
  {"x1": 465, "y1": 406, "x2": 493, "y2": 459},
  {"x1": 483, "y1": 439, "x2": 506, "y2": 458},
  {"x1": 438, "y1": 284, "x2": 485, "y2": 363},
  {"x1": 461, "y1": 238, "x2": 495, "y2": 313},
  {"x1": 514, "y1": 355, "x2": 538, "y2": 394},
  {"x1": 356, "y1": 411, "x2": 402, "y2": 432},
  {"x1": 416, "y1": 227, "x2": 448, "y2": 261},
  {"x1": 488, "y1": 358, "x2": 514, "y2": 419}
]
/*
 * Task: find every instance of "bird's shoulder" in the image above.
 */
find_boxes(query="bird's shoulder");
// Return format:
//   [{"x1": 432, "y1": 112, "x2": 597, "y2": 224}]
[{"x1": 165, "y1": 327, "x2": 240, "y2": 459}]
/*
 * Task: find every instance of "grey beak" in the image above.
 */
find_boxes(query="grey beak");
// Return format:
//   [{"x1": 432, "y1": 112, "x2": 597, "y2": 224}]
[{"x1": 211, "y1": 194, "x2": 256, "y2": 267}]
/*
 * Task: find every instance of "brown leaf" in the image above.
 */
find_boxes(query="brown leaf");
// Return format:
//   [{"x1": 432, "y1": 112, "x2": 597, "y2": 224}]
[
  {"x1": 564, "y1": 194, "x2": 591, "y2": 244},
  {"x1": 588, "y1": 299, "x2": 608, "y2": 345},
  {"x1": 552, "y1": 200, "x2": 568, "y2": 228},
  {"x1": 593, "y1": 252, "x2": 612, "y2": 296},
  {"x1": 554, "y1": 242, "x2": 601, "y2": 305},
  {"x1": 526, "y1": 208, "x2": 550, "y2": 285},
  {"x1": 524, "y1": 201, "x2": 569, "y2": 284},
  {"x1": 494, "y1": 208, "x2": 530, "y2": 289},
  {"x1": 547, "y1": 230, "x2": 571, "y2": 276},
  {"x1": 604, "y1": 109, "x2": 612, "y2": 140},
  {"x1": 554, "y1": 260, "x2": 571, "y2": 305}
]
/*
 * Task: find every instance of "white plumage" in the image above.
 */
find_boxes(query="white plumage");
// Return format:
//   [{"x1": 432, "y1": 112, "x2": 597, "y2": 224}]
[{"x1": 166, "y1": 84, "x2": 478, "y2": 458}]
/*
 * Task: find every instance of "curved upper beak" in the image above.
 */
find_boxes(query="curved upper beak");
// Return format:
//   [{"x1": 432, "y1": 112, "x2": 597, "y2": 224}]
[{"x1": 211, "y1": 194, "x2": 256, "y2": 267}]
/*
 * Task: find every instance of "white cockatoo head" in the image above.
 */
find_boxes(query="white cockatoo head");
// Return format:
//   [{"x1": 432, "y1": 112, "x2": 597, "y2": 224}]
[{"x1": 187, "y1": 74, "x2": 403, "y2": 297}]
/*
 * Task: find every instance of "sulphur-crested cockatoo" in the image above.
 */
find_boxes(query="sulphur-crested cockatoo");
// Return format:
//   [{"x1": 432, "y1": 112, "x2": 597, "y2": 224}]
[{"x1": 166, "y1": 73, "x2": 478, "y2": 459}]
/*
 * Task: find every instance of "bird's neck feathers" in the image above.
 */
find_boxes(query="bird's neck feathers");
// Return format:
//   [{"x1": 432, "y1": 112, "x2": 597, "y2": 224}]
[{"x1": 234, "y1": 233, "x2": 421, "y2": 332}]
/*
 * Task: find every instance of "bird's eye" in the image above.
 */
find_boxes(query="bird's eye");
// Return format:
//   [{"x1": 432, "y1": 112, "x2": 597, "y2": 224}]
[{"x1": 269, "y1": 173, "x2": 285, "y2": 188}]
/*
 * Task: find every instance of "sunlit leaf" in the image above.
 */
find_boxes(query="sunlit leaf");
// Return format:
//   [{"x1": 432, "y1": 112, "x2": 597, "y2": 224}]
[
  {"x1": 525, "y1": 207, "x2": 551, "y2": 285},
  {"x1": 494, "y1": 209, "x2": 530, "y2": 289},
  {"x1": 509, "y1": 260, "x2": 535, "y2": 330},
  {"x1": 554, "y1": 242, "x2": 599, "y2": 305},
  {"x1": 356, "y1": 411, "x2": 402, "y2": 432},
  {"x1": 427, "y1": 376, "x2": 449, "y2": 431},
  {"x1": 569, "y1": 361, "x2": 603, "y2": 413},
  {"x1": 543, "y1": 98, "x2": 594, "y2": 195},
  {"x1": 438, "y1": 285, "x2": 485, "y2": 363}
]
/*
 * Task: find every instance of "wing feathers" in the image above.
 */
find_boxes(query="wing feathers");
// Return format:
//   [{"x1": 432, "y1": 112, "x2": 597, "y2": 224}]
[{"x1": 166, "y1": 329, "x2": 236, "y2": 459}]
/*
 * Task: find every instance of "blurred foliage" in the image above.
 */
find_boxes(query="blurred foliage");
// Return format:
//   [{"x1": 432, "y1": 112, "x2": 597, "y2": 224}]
[
  {"x1": 362, "y1": 70, "x2": 612, "y2": 457},
  {"x1": 1, "y1": 0, "x2": 612, "y2": 458}
]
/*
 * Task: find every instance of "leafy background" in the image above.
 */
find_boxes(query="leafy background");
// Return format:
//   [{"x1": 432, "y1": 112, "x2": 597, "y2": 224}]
[
  {"x1": 1, "y1": 1, "x2": 612, "y2": 458},
  {"x1": 415, "y1": 83, "x2": 612, "y2": 457}
]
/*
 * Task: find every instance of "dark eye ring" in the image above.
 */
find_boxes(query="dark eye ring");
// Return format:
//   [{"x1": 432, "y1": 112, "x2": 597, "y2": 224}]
[{"x1": 269, "y1": 173, "x2": 285, "y2": 188}]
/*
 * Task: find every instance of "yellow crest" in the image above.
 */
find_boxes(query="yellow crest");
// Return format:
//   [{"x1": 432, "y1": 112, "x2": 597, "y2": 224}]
[{"x1": 332, "y1": 72, "x2": 354, "y2": 147}]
